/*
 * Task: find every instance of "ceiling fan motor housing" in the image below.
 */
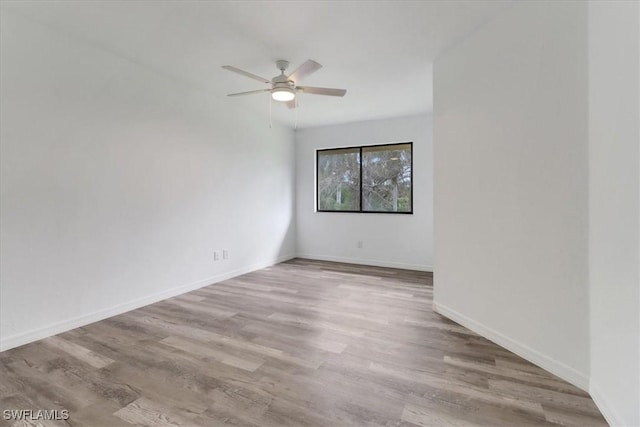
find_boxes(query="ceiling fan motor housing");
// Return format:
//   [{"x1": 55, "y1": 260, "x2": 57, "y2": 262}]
[{"x1": 276, "y1": 59, "x2": 290, "y2": 72}]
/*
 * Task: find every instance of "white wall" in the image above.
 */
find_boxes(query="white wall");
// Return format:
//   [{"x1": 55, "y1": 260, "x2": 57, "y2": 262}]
[
  {"x1": 295, "y1": 115, "x2": 432, "y2": 271},
  {"x1": 0, "y1": 10, "x2": 296, "y2": 351},
  {"x1": 588, "y1": 2, "x2": 640, "y2": 426},
  {"x1": 433, "y1": 1, "x2": 591, "y2": 389}
]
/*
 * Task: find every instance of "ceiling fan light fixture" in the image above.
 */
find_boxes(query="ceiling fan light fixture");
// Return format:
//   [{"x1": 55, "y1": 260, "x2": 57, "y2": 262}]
[{"x1": 271, "y1": 88, "x2": 295, "y2": 102}]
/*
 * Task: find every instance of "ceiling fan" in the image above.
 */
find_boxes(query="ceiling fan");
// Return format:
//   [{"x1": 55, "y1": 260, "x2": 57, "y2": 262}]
[{"x1": 222, "y1": 59, "x2": 346, "y2": 108}]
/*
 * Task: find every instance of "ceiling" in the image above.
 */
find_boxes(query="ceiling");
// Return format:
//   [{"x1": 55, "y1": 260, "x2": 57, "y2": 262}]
[{"x1": 3, "y1": 0, "x2": 511, "y2": 129}]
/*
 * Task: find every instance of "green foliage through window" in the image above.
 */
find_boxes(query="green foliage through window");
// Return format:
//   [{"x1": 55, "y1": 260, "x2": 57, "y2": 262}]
[{"x1": 316, "y1": 143, "x2": 412, "y2": 213}]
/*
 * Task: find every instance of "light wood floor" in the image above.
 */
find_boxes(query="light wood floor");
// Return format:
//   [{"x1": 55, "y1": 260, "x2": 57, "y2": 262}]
[{"x1": 0, "y1": 259, "x2": 607, "y2": 427}]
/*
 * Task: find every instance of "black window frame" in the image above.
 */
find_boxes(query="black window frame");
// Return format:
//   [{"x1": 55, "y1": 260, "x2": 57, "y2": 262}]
[{"x1": 316, "y1": 141, "x2": 413, "y2": 214}]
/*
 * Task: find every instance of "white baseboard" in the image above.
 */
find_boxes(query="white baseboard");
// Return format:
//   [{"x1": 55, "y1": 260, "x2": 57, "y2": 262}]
[
  {"x1": 433, "y1": 301, "x2": 590, "y2": 392},
  {"x1": 0, "y1": 254, "x2": 295, "y2": 352},
  {"x1": 296, "y1": 253, "x2": 433, "y2": 272},
  {"x1": 589, "y1": 381, "x2": 627, "y2": 427}
]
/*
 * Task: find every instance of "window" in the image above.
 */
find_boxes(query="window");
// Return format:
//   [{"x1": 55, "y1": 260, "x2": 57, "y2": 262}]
[
  {"x1": 317, "y1": 147, "x2": 361, "y2": 212},
  {"x1": 316, "y1": 142, "x2": 412, "y2": 213}
]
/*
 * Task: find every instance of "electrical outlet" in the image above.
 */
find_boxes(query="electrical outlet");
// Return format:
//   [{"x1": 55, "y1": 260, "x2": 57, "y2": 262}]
[
  {"x1": 223, "y1": 249, "x2": 228, "y2": 260},
  {"x1": 357, "y1": 240, "x2": 363, "y2": 248},
  {"x1": 214, "y1": 251, "x2": 219, "y2": 261}
]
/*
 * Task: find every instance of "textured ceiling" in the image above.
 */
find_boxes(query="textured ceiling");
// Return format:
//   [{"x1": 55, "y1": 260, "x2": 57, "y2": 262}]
[{"x1": 3, "y1": 0, "x2": 511, "y2": 128}]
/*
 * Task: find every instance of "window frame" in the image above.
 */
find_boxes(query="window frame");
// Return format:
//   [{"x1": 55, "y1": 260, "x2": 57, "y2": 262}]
[{"x1": 316, "y1": 141, "x2": 413, "y2": 214}]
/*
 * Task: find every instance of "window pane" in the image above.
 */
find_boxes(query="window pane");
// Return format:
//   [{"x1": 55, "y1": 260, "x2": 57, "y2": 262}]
[
  {"x1": 317, "y1": 148, "x2": 361, "y2": 211},
  {"x1": 362, "y1": 143, "x2": 412, "y2": 212}
]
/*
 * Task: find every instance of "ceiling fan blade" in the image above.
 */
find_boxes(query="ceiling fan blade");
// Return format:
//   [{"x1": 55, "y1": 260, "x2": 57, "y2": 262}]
[
  {"x1": 288, "y1": 60, "x2": 322, "y2": 83},
  {"x1": 297, "y1": 86, "x2": 346, "y2": 97},
  {"x1": 222, "y1": 65, "x2": 271, "y2": 84},
  {"x1": 227, "y1": 89, "x2": 271, "y2": 97},
  {"x1": 286, "y1": 99, "x2": 297, "y2": 109}
]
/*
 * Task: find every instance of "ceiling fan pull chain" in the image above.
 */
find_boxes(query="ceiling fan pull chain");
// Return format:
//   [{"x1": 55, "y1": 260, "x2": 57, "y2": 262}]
[
  {"x1": 269, "y1": 94, "x2": 273, "y2": 129},
  {"x1": 294, "y1": 97, "x2": 298, "y2": 130}
]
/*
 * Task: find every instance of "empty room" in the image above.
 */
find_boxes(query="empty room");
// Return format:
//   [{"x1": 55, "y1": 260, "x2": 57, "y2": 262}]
[{"x1": 1, "y1": 1, "x2": 638, "y2": 426}]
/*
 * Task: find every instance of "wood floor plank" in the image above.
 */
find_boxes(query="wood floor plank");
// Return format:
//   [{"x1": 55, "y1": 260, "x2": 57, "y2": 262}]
[
  {"x1": 0, "y1": 259, "x2": 607, "y2": 426},
  {"x1": 159, "y1": 336, "x2": 265, "y2": 372},
  {"x1": 488, "y1": 379, "x2": 604, "y2": 417},
  {"x1": 113, "y1": 397, "x2": 187, "y2": 427},
  {"x1": 162, "y1": 298, "x2": 238, "y2": 319},
  {"x1": 42, "y1": 336, "x2": 114, "y2": 369},
  {"x1": 443, "y1": 356, "x2": 585, "y2": 394},
  {"x1": 402, "y1": 402, "x2": 483, "y2": 427},
  {"x1": 542, "y1": 403, "x2": 609, "y2": 426},
  {"x1": 69, "y1": 401, "x2": 132, "y2": 427}
]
